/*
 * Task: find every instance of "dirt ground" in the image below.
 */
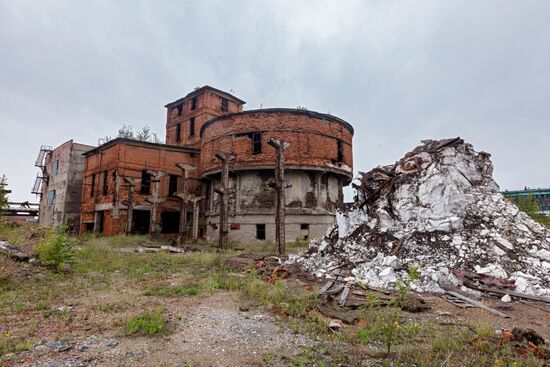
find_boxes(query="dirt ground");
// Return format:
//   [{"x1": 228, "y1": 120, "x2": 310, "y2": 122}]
[{"x1": 1, "y1": 231, "x2": 549, "y2": 366}]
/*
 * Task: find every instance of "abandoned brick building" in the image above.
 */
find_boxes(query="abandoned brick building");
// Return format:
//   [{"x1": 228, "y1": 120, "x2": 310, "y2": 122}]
[
  {"x1": 36, "y1": 86, "x2": 354, "y2": 242},
  {"x1": 34, "y1": 140, "x2": 94, "y2": 232}
]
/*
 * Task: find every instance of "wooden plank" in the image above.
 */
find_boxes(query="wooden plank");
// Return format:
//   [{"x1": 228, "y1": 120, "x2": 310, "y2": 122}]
[
  {"x1": 338, "y1": 286, "x2": 350, "y2": 307},
  {"x1": 445, "y1": 290, "x2": 510, "y2": 318},
  {"x1": 319, "y1": 280, "x2": 335, "y2": 295},
  {"x1": 475, "y1": 285, "x2": 550, "y2": 304}
]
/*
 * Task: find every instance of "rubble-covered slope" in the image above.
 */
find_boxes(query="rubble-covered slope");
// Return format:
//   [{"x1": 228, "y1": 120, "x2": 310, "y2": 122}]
[{"x1": 291, "y1": 138, "x2": 550, "y2": 296}]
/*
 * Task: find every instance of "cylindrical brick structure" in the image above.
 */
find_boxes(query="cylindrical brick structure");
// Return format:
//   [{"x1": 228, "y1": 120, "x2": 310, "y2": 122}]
[{"x1": 200, "y1": 108, "x2": 354, "y2": 243}]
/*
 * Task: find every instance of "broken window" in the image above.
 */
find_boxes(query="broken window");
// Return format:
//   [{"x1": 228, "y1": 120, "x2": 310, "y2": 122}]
[
  {"x1": 337, "y1": 140, "x2": 344, "y2": 162},
  {"x1": 176, "y1": 104, "x2": 183, "y2": 116},
  {"x1": 252, "y1": 132, "x2": 262, "y2": 154},
  {"x1": 168, "y1": 175, "x2": 178, "y2": 196},
  {"x1": 90, "y1": 174, "x2": 96, "y2": 197},
  {"x1": 256, "y1": 224, "x2": 266, "y2": 240},
  {"x1": 300, "y1": 224, "x2": 310, "y2": 240},
  {"x1": 221, "y1": 97, "x2": 229, "y2": 112},
  {"x1": 102, "y1": 171, "x2": 108, "y2": 196},
  {"x1": 175, "y1": 123, "x2": 181, "y2": 142},
  {"x1": 51, "y1": 160, "x2": 59, "y2": 176},
  {"x1": 141, "y1": 170, "x2": 151, "y2": 195},
  {"x1": 47, "y1": 190, "x2": 56, "y2": 205},
  {"x1": 189, "y1": 118, "x2": 195, "y2": 137},
  {"x1": 191, "y1": 97, "x2": 197, "y2": 110}
]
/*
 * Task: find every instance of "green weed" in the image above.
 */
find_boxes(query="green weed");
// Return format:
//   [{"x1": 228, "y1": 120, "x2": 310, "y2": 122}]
[{"x1": 125, "y1": 310, "x2": 168, "y2": 335}]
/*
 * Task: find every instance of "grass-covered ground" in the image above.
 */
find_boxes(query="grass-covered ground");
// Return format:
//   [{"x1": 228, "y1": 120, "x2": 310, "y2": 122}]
[{"x1": 0, "y1": 223, "x2": 548, "y2": 366}]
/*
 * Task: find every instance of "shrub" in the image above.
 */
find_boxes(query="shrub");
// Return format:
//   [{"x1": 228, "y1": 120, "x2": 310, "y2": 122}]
[
  {"x1": 125, "y1": 310, "x2": 168, "y2": 335},
  {"x1": 36, "y1": 225, "x2": 74, "y2": 270}
]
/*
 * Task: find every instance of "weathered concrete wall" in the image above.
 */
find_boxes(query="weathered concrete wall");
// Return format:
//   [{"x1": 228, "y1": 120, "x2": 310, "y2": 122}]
[
  {"x1": 205, "y1": 213, "x2": 335, "y2": 243},
  {"x1": 39, "y1": 140, "x2": 94, "y2": 232},
  {"x1": 204, "y1": 170, "x2": 343, "y2": 243},
  {"x1": 80, "y1": 139, "x2": 200, "y2": 236}
]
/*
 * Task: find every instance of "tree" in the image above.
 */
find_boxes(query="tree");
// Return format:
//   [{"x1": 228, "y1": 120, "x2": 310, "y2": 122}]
[
  {"x1": 118, "y1": 124, "x2": 135, "y2": 139},
  {"x1": 0, "y1": 175, "x2": 8, "y2": 210},
  {"x1": 135, "y1": 125, "x2": 161, "y2": 143},
  {"x1": 511, "y1": 193, "x2": 549, "y2": 228}
]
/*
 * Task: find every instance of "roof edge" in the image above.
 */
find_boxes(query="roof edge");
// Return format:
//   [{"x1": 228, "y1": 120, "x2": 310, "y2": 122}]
[
  {"x1": 83, "y1": 138, "x2": 200, "y2": 157},
  {"x1": 200, "y1": 108, "x2": 354, "y2": 137},
  {"x1": 165, "y1": 85, "x2": 246, "y2": 108}
]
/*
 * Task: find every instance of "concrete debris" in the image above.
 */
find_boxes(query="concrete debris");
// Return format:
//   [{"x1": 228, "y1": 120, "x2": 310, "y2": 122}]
[
  {"x1": 0, "y1": 240, "x2": 31, "y2": 261},
  {"x1": 501, "y1": 294, "x2": 512, "y2": 303},
  {"x1": 290, "y1": 138, "x2": 550, "y2": 297}
]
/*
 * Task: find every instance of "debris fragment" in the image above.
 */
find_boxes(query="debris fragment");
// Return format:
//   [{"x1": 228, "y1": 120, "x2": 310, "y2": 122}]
[
  {"x1": 0, "y1": 240, "x2": 30, "y2": 261},
  {"x1": 290, "y1": 138, "x2": 550, "y2": 297}
]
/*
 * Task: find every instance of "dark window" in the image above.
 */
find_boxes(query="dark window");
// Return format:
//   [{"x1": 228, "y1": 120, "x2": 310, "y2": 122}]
[
  {"x1": 191, "y1": 97, "x2": 197, "y2": 110},
  {"x1": 169, "y1": 175, "x2": 178, "y2": 196},
  {"x1": 189, "y1": 117, "x2": 195, "y2": 137},
  {"x1": 252, "y1": 132, "x2": 262, "y2": 154},
  {"x1": 176, "y1": 104, "x2": 183, "y2": 116},
  {"x1": 300, "y1": 223, "x2": 310, "y2": 240},
  {"x1": 161, "y1": 211, "x2": 180, "y2": 234},
  {"x1": 337, "y1": 140, "x2": 344, "y2": 162},
  {"x1": 141, "y1": 170, "x2": 151, "y2": 194},
  {"x1": 102, "y1": 171, "x2": 108, "y2": 195},
  {"x1": 175, "y1": 123, "x2": 181, "y2": 142},
  {"x1": 256, "y1": 224, "x2": 266, "y2": 240},
  {"x1": 221, "y1": 98, "x2": 229, "y2": 112},
  {"x1": 51, "y1": 160, "x2": 59, "y2": 176},
  {"x1": 47, "y1": 190, "x2": 56, "y2": 205},
  {"x1": 90, "y1": 174, "x2": 96, "y2": 197}
]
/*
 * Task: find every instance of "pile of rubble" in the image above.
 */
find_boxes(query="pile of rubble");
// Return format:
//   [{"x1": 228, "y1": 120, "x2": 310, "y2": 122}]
[{"x1": 291, "y1": 138, "x2": 550, "y2": 296}]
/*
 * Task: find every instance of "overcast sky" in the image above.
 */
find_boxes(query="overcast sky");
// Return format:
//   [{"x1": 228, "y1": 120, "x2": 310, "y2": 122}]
[{"x1": 1, "y1": 0, "x2": 549, "y2": 202}]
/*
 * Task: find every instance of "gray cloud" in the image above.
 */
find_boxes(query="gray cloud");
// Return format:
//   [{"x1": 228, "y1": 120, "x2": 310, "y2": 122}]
[{"x1": 1, "y1": 0, "x2": 549, "y2": 202}]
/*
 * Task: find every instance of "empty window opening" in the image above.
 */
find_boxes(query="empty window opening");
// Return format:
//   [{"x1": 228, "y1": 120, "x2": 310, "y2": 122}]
[
  {"x1": 102, "y1": 171, "x2": 109, "y2": 195},
  {"x1": 189, "y1": 118, "x2": 195, "y2": 137},
  {"x1": 176, "y1": 104, "x2": 183, "y2": 116},
  {"x1": 256, "y1": 224, "x2": 266, "y2": 240},
  {"x1": 175, "y1": 123, "x2": 181, "y2": 142},
  {"x1": 252, "y1": 132, "x2": 262, "y2": 154},
  {"x1": 51, "y1": 160, "x2": 59, "y2": 176},
  {"x1": 300, "y1": 223, "x2": 310, "y2": 240},
  {"x1": 168, "y1": 175, "x2": 178, "y2": 196},
  {"x1": 47, "y1": 190, "x2": 56, "y2": 205},
  {"x1": 90, "y1": 174, "x2": 96, "y2": 197},
  {"x1": 221, "y1": 97, "x2": 229, "y2": 112},
  {"x1": 337, "y1": 140, "x2": 344, "y2": 162},
  {"x1": 132, "y1": 210, "x2": 150, "y2": 234},
  {"x1": 85, "y1": 222, "x2": 94, "y2": 232},
  {"x1": 95, "y1": 211, "x2": 105, "y2": 233},
  {"x1": 141, "y1": 170, "x2": 151, "y2": 195},
  {"x1": 161, "y1": 211, "x2": 180, "y2": 234},
  {"x1": 191, "y1": 97, "x2": 197, "y2": 110}
]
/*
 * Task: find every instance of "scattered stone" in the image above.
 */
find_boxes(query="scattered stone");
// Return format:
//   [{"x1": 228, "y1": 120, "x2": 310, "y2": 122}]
[{"x1": 501, "y1": 294, "x2": 512, "y2": 303}]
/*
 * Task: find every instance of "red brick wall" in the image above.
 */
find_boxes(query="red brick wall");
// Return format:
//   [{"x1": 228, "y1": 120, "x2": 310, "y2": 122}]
[
  {"x1": 80, "y1": 141, "x2": 200, "y2": 235},
  {"x1": 200, "y1": 110, "x2": 353, "y2": 179},
  {"x1": 165, "y1": 90, "x2": 243, "y2": 146}
]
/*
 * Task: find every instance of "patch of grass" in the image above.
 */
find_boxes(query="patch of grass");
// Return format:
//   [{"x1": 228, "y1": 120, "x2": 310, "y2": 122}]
[
  {"x1": 74, "y1": 241, "x2": 225, "y2": 278},
  {"x1": 0, "y1": 334, "x2": 31, "y2": 357},
  {"x1": 93, "y1": 300, "x2": 132, "y2": 313},
  {"x1": 125, "y1": 309, "x2": 168, "y2": 336},
  {"x1": 144, "y1": 283, "x2": 198, "y2": 297}
]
